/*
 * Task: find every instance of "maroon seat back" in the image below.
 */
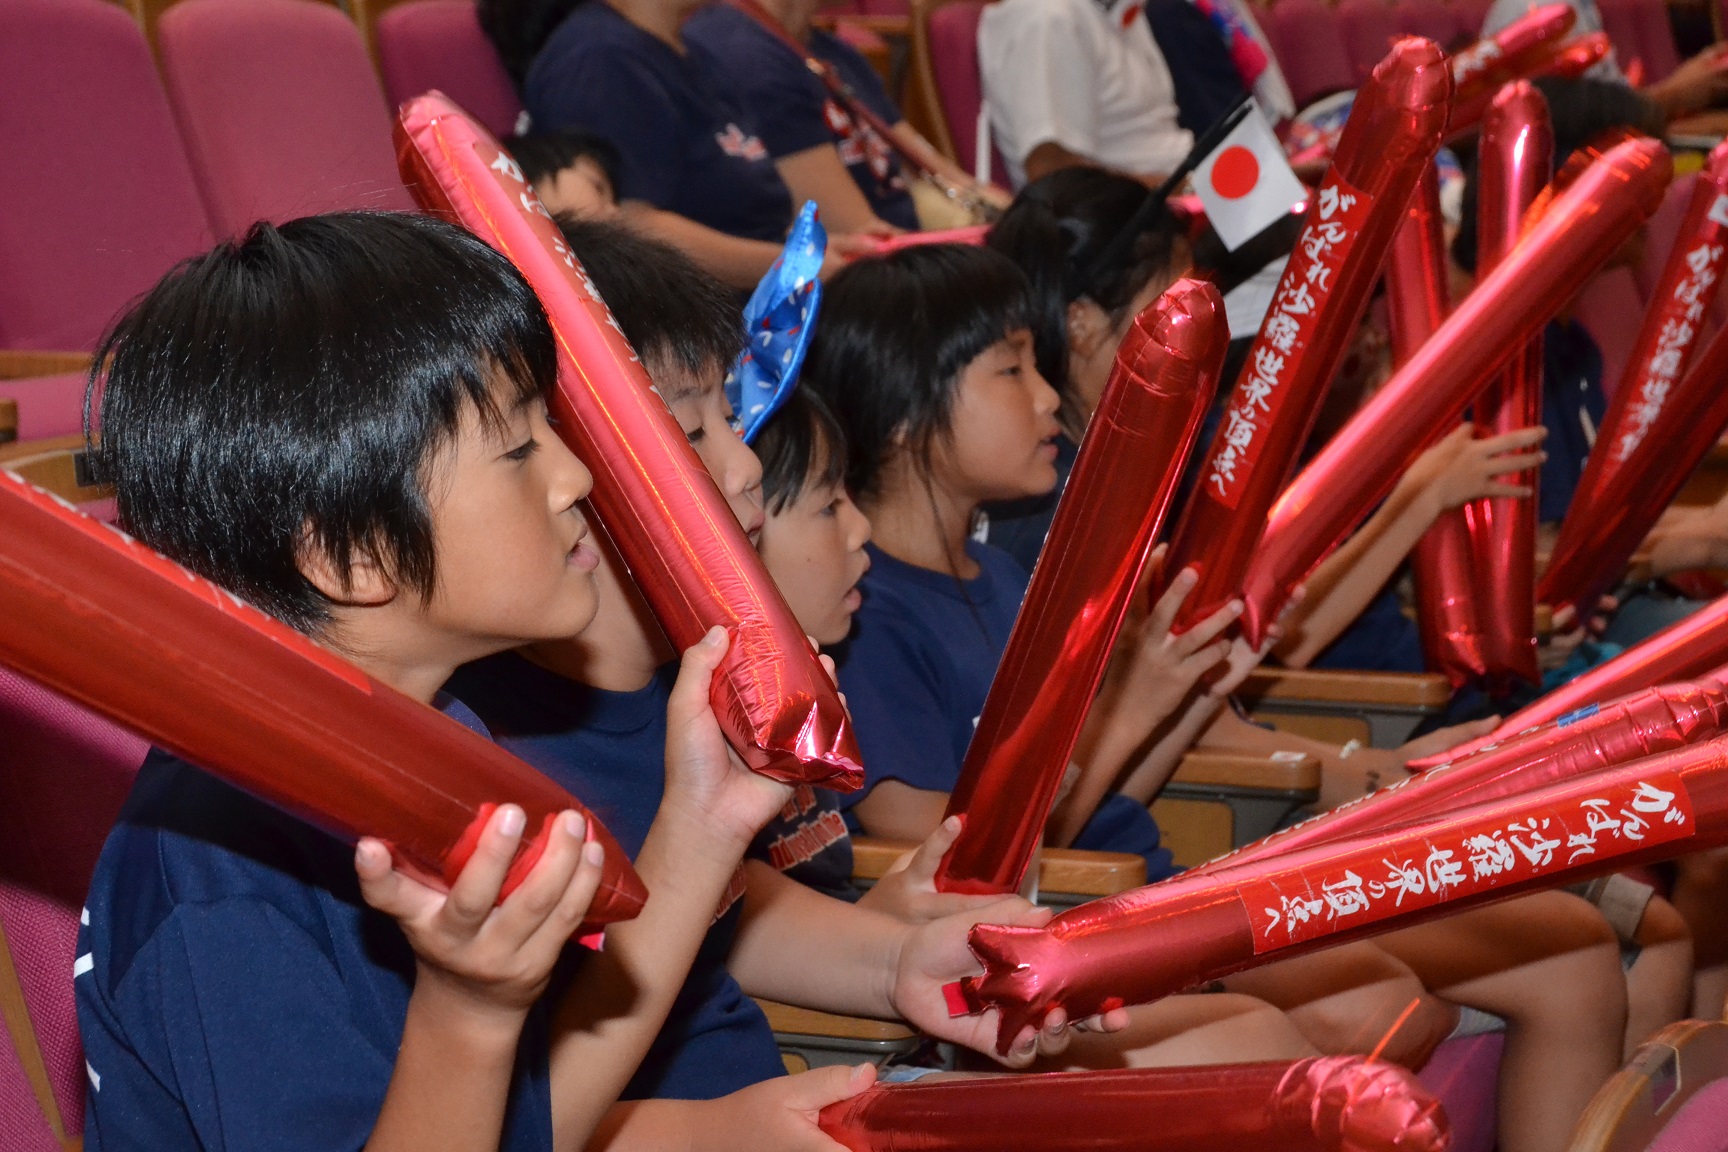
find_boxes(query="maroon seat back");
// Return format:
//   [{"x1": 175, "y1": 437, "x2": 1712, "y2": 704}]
[
  {"x1": 377, "y1": 0, "x2": 524, "y2": 139},
  {"x1": 0, "y1": 373, "x2": 91, "y2": 442},
  {"x1": 0, "y1": 667, "x2": 150, "y2": 1149},
  {"x1": 1394, "y1": 0, "x2": 1463, "y2": 48},
  {"x1": 1576, "y1": 266, "x2": 1647, "y2": 403},
  {"x1": 0, "y1": 0, "x2": 215, "y2": 352},
  {"x1": 1626, "y1": 0, "x2": 1680, "y2": 80},
  {"x1": 1269, "y1": 0, "x2": 1356, "y2": 107},
  {"x1": 1416, "y1": 1033, "x2": 1502, "y2": 1152},
  {"x1": 157, "y1": 0, "x2": 416, "y2": 237},
  {"x1": 929, "y1": 0, "x2": 1003, "y2": 179}
]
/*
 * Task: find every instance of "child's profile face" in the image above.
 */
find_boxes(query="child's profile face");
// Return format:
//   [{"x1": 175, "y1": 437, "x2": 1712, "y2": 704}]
[
  {"x1": 420, "y1": 375, "x2": 601, "y2": 654},
  {"x1": 934, "y1": 328, "x2": 1061, "y2": 504},
  {"x1": 655, "y1": 358, "x2": 766, "y2": 544},
  {"x1": 534, "y1": 157, "x2": 618, "y2": 221},
  {"x1": 758, "y1": 451, "x2": 872, "y2": 646}
]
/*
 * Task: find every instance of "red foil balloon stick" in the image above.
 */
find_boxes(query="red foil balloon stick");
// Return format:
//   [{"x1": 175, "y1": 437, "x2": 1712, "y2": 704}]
[
  {"x1": 1197, "y1": 675, "x2": 1728, "y2": 873},
  {"x1": 1539, "y1": 313, "x2": 1728, "y2": 623},
  {"x1": 1239, "y1": 135, "x2": 1672, "y2": 645},
  {"x1": 1160, "y1": 38, "x2": 1451, "y2": 630},
  {"x1": 818, "y1": 1058, "x2": 1449, "y2": 1152},
  {"x1": 1445, "y1": 3, "x2": 1577, "y2": 137},
  {"x1": 1386, "y1": 167, "x2": 1485, "y2": 686},
  {"x1": 1543, "y1": 33, "x2": 1613, "y2": 81},
  {"x1": 1470, "y1": 83, "x2": 1553, "y2": 686},
  {"x1": 955, "y1": 736, "x2": 1728, "y2": 1051},
  {"x1": 935, "y1": 280, "x2": 1225, "y2": 896},
  {"x1": 1426, "y1": 609, "x2": 1728, "y2": 766},
  {"x1": 396, "y1": 93, "x2": 862, "y2": 790},
  {"x1": 1575, "y1": 141, "x2": 1728, "y2": 507},
  {"x1": 0, "y1": 469, "x2": 646, "y2": 930}
]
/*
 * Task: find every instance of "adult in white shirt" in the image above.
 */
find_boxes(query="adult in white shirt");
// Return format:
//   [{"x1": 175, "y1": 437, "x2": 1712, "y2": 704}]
[{"x1": 980, "y1": 0, "x2": 1195, "y2": 188}]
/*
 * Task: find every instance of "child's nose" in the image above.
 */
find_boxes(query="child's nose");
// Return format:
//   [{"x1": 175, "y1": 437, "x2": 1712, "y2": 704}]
[{"x1": 550, "y1": 437, "x2": 594, "y2": 508}]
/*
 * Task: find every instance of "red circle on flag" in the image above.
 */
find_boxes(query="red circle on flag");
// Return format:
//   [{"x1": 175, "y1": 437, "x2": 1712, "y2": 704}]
[{"x1": 1211, "y1": 145, "x2": 1260, "y2": 200}]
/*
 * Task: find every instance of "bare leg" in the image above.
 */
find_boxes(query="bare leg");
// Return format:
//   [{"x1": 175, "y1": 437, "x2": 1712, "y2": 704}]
[
  {"x1": 1377, "y1": 892, "x2": 1625, "y2": 1152},
  {"x1": 1220, "y1": 941, "x2": 1456, "y2": 1068},
  {"x1": 1670, "y1": 848, "x2": 1728, "y2": 1019},
  {"x1": 1625, "y1": 896, "x2": 1693, "y2": 1060},
  {"x1": 1016, "y1": 993, "x2": 1319, "y2": 1071}
]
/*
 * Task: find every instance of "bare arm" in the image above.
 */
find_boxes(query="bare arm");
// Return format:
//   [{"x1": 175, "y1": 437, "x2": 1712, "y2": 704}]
[
  {"x1": 774, "y1": 145, "x2": 900, "y2": 235},
  {"x1": 619, "y1": 201, "x2": 790, "y2": 290},
  {"x1": 731, "y1": 861, "x2": 906, "y2": 1016}
]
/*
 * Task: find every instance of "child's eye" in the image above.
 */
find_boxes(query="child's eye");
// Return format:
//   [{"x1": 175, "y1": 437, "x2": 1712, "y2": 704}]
[
  {"x1": 685, "y1": 424, "x2": 706, "y2": 446},
  {"x1": 505, "y1": 438, "x2": 539, "y2": 462}
]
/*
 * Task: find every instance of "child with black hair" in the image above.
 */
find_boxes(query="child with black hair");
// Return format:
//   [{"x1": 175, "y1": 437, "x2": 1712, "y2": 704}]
[
  {"x1": 72, "y1": 211, "x2": 781, "y2": 1152},
  {"x1": 508, "y1": 129, "x2": 622, "y2": 219}
]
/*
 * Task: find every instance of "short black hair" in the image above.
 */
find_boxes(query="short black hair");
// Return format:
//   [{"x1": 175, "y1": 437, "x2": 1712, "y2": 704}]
[
  {"x1": 92, "y1": 211, "x2": 556, "y2": 634},
  {"x1": 803, "y1": 244, "x2": 1033, "y2": 499},
  {"x1": 1453, "y1": 77, "x2": 1664, "y2": 272},
  {"x1": 508, "y1": 128, "x2": 620, "y2": 193},
  {"x1": 987, "y1": 168, "x2": 1184, "y2": 398},
  {"x1": 556, "y1": 216, "x2": 745, "y2": 394},
  {"x1": 757, "y1": 389, "x2": 847, "y2": 514}
]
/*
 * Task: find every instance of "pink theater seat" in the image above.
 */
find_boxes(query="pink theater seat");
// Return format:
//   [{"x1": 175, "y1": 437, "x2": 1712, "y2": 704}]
[
  {"x1": 1576, "y1": 266, "x2": 1647, "y2": 403},
  {"x1": 1627, "y1": 0, "x2": 1680, "y2": 81},
  {"x1": 1395, "y1": 0, "x2": 1464, "y2": 49},
  {"x1": 1646, "y1": 1079, "x2": 1728, "y2": 1151},
  {"x1": 1338, "y1": 0, "x2": 1406, "y2": 85},
  {"x1": 377, "y1": 0, "x2": 524, "y2": 139},
  {"x1": 0, "y1": 0, "x2": 216, "y2": 352},
  {"x1": 1596, "y1": 0, "x2": 1649, "y2": 76},
  {"x1": 1416, "y1": 1033, "x2": 1502, "y2": 1152},
  {"x1": 156, "y1": 0, "x2": 416, "y2": 237},
  {"x1": 0, "y1": 668, "x2": 150, "y2": 1150},
  {"x1": 929, "y1": 0, "x2": 1006, "y2": 181},
  {"x1": 0, "y1": 373, "x2": 90, "y2": 442},
  {"x1": 1454, "y1": 0, "x2": 1493, "y2": 37},
  {"x1": 1269, "y1": 0, "x2": 1357, "y2": 108}
]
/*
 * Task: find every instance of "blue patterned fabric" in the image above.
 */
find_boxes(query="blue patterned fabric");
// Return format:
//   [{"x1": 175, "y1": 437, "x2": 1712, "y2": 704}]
[{"x1": 729, "y1": 201, "x2": 825, "y2": 443}]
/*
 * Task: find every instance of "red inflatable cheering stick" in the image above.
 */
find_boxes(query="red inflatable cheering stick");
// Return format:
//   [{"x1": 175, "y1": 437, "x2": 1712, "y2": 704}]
[
  {"x1": 1159, "y1": 38, "x2": 1451, "y2": 631},
  {"x1": 1239, "y1": 134, "x2": 1671, "y2": 644},
  {"x1": 818, "y1": 1058, "x2": 1449, "y2": 1152},
  {"x1": 1445, "y1": 3, "x2": 1576, "y2": 137},
  {"x1": 0, "y1": 470, "x2": 646, "y2": 931},
  {"x1": 1197, "y1": 674, "x2": 1728, "y2": 873},
  {"x1": 1540, "y1": 315, "x2": 1728, "y2": 623},
  {"x1": 396, "y1": 93, "x2": 862, "y2": 790},
  {"x1": 1427, "y1": 609, "x2": 1728, "y2": 764},
  {"x1": 954, "y1": 736, "x2": 1728, "y2": 1051},
  {"x1": 1469, "y1": 83, "x2": 1553, "y2": 686},
  {"x1": 1386, "y1": 167, "x2": 1485, "y2": 686},
  {"x1": 934, "y1": 280, "x2": 1225, "y2": 896}
]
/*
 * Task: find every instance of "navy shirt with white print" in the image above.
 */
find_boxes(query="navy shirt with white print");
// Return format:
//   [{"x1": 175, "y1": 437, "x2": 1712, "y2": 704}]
[{"x1": 526, "y1": 1, "x2": 795, "y2": 242}]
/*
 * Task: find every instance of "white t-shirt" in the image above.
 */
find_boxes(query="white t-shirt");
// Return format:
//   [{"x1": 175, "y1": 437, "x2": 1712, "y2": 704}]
[{"x1": 979, "y1": 0, "x2": 1196, "y2": 188}]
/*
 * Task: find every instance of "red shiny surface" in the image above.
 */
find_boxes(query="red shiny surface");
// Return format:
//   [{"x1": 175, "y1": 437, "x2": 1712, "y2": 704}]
[
  {"x1": 1199, "y1": 676, "x2": 1728, "y2": 872},
  {"x1": 0, "y1": 469, "x2": 646, "y2": 929},
  {"x1": 1444, "y1": 4, "x2": 1577, "y2": 137},
  {"x1": 1161, "y1": 39, "x2": 1452, "y2": 631},
  {"x1": 1240, "y1": 136, "x2": 1672, "y2": 643},
  {"x1": 817, "y1": 1058, "x2": 1449, "y2": 1152},
  {"x1": 956, "y1": 736, "x2": 1728, "y2": 1050},
  {"x1": 1440, "y1": 614, "x2": 1728, "y2": 761},
  {"x1": 1469, "y1": 84, "x2": 1552, "y2": 685},
  {"x1": 1541, "y1": 33, "x2": 1612, "y2": 81},
  {"x1": 1386, "y1": 167, "x2": 1485, "y2": 686},
  {"x1": 934, "y1": 280, "x2": 1224, "y2": 895},
  {"x1": 1539, "y1": 142, "x2": 1728, "y2": 620},
  {"x1": 396, "y1": 93, "x2": 862, "y2": 790}
]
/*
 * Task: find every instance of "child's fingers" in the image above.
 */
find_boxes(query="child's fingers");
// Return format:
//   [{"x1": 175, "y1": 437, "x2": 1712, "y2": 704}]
[
  {"x1": 1169, "y1": 598, "x2": 1242, "y2": 657},
  {"x1": 442, "y1": 803, "x2": 528, "y2": 932},
  {"x1": 354, "y1": 838, "x2": 442, "y2": 923},
  {"x1": 786, "y1": 1062, "x2": 876, "y2": 1114},
  {"x1": 1177, "y1": 638, "x2": 1232, "y2": 680},
  {"x1": 897, "y1": 814, "x2": 964, "y2": 884},
  {"x1": 1477, "y1": 426, "x2": 1547, "y2": 453},
  {"x1": 666, "y1": 626, "x2": 729, "y2": 729},
  {"x1": 1146, "y1": 565, "x2": 1200, "y2": 636},
  {"x1": 492, "y1": 810, "x2": 590, "y2": 944},
  {"x1": 1483, "y1": 450, "x2": 1546, "y2": 476},
  {"x1": 522, "y1": 836, "x2": 607, "y2": 957},
  {"x1": 1481, "y1": 481, "x2": 1535, "y2": 499}
]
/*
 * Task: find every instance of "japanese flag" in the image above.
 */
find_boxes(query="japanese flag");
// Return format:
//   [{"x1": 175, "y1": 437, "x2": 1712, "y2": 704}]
[{"x1": 1194, "y1": 102, "x2": 1306, "y2": 251}]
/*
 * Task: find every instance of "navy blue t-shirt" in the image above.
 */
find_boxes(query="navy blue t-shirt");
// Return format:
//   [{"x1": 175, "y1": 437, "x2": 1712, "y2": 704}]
[
  {"x1": 444, "y1": 653, "x2": 787, "y2": 1101},
  {"x1": 836, "y1": 541, "x2": 1174, "y2": 879},
  {"x1": 1541, "y1": 318, "x2": 1607, "y2": 525},
  {"x1": 76, "y1": 700, "x2": 563, "y2": 1151},
  {"x1": 1312, "y1": 585, "x2": 1426, "y2": 673},
  {"x1": 686, "y1": 5, "x2": 919, "y2": 230},
  {"x1": 526, "y1": 1, "x2": 794, "y2": 242}
]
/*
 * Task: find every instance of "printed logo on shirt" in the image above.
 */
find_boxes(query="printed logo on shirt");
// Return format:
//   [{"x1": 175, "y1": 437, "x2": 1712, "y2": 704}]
[
  {"x1": 716, "y1": 124, "x2": 771, "y2": 162},
  {"x1": 765, "y1": 785, "x2": 850, "y2": 871},
  {"x1": 823, "y1": 99, "x2": 899, "y2": 184}
]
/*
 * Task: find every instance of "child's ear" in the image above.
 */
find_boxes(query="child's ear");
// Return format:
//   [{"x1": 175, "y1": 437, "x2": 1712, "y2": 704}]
[
  {"x1": 296, "y1": 525, "x2": 398, "y2": 607},
  {"x1": 1066, "y1": 298, "x2": 1111, "y2": 361}
]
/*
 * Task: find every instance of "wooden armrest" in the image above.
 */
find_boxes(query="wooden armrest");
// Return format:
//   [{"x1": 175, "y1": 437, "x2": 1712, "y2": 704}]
[
  {"x1": 0, "y1": 351, "x2": 91, "y2": 380},
  {"x1": 811, "y1": 13, "x2": 911, "y2": 35},
  {"x1": 1171, "y1": 751, "x2": 1321, "y2": 792},
  {"x1": 1238, "y1": 667, "x2": 1451, "y2": 709},
  {"x1": 753, "y1": 998, "x2": 916, "y2": 1041},
  {"x1": 850, "y1": 837, "x2": 1144, "y2": 896},
  {"x1": 1, "y1": 443, "x2": 109, "y2": 503},
  {"x1": 0, "y1": 433, "x2": 88, "y2": 467}
]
